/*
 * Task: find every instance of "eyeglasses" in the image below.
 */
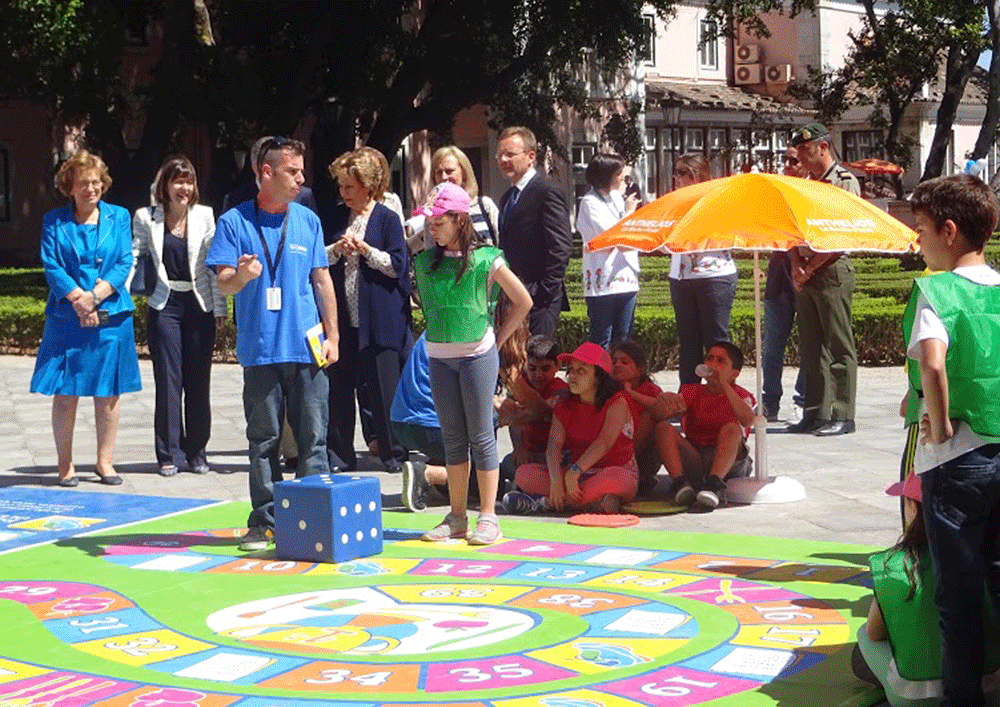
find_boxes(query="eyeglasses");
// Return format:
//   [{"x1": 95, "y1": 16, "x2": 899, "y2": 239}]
[
  {"x1": 783, "y1": 155, "x2": 800, "y2": 166},
  {"x1": 256, "y1": 136, "x2": 293, "y2": 173}
]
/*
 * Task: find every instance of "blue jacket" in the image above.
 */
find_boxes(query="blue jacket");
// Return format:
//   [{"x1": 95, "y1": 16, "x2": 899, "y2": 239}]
[
  {"x1": 327, "y1": 201, "x2": 411, "y2": 352},
  {"x1": 41, "y1": 201, "x2": 135, "y2": 317}
]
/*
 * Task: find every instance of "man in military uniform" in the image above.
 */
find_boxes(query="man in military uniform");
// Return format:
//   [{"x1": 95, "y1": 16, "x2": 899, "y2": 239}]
[{"x1": 786, "y1": 123, "x2": 860, "y2": 436}]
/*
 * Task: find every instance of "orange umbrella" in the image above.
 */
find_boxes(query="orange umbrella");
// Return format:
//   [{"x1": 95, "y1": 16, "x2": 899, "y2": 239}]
[
  {"x1": 587, "y1": 173, "x2": 918, "y2": 503},
  {"x1": 587, "y1": 173, "x2": 918, "y2": 255},
  {"x1": 844, "y1": 158, "x2": 905, "y2": 175}
]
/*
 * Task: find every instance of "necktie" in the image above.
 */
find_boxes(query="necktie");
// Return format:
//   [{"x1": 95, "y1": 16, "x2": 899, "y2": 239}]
[{"x1": 501, "y1": 186, "x2": 519, "y2": 233}]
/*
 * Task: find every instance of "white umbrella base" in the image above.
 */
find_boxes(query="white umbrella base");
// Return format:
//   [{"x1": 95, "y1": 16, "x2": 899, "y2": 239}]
[{"x1": 725, "y1": 475, "x2": 807, "y2": 505}]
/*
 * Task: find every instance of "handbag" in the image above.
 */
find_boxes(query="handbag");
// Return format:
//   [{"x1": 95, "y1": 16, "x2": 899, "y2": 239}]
[{"x1": 129, "y1": 250, "x2": 156, "y2": 297}]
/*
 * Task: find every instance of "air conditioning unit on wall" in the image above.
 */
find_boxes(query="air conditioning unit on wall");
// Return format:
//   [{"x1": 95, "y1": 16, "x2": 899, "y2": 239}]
[
  {"x1": 766, "y1": 64, "x2": 793, "y2": 83},
  {"x1": 735, "y1": 43, "x2": 761, "y2": 64},
  {"x1": 735, "y1": 64, "x2": 762, "y2": 85}
]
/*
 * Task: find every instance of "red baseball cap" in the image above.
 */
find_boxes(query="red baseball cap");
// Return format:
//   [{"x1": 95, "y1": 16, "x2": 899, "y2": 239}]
[
  {"x1": 558, "y1": 342, "x2": 612, "y2": 374},
  {"x1": 886, "y1": 471, "x2": 922, "y2": 503}
]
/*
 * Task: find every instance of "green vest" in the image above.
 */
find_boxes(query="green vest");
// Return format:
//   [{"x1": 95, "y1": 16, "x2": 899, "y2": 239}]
[
  {"x1": 870, "y1": 548, "x2": 941, "y2": 682},
  {"x1": 870, "y1": 548, "x2": 1000, "y2": 685},
  {"x1": 415, "y1": 246, "x2": 503, "y2": 344},
  {"x1": 901, "y1": 272, "x2": 1000, "y2": 434}
]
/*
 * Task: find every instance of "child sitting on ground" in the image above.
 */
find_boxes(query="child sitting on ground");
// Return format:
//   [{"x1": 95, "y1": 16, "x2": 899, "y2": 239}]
[
  {"x1": 611, "y1": 341, "x2": 663, "y2": 496},
  {"x1": 497, "y1": 336, "x2": 568, "y2": 470},
  {"x1": 655, "y1": 341, "x2": 754, "y2": 510},
  {"x1": 853, "y1": 472, "x2": 1000, "y2": 706},
  {"x1": 902, "y1": 173, "x2": 1000, "y2": 703}
]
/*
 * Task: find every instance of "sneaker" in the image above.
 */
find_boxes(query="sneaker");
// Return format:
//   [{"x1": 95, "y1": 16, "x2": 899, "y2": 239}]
[
  {"x1": 467, "y1": 513, "x2": 502, "y2": 545},
  {"x1": 590, "y1": 493, "x2": 622, "y2": 514},
  {"x1": 158, "y1": 464, "x2": 178, "y2": 477},
  {"x1": 401, "y1": 460, "x2": 428, "y2": 512},
  {"x1": 672, "y1": 478, "x2": 696, "y2": 506},
  {"x1": 696, "y1": 475, "x2": 727, "y2": 510},
  {"x1": 188, "y1": 463, "x2": 211, "y2": 474},
  {"x1": 421, "y1": 512, "x2": 468, "y2": 541},
  {"x1": 788, "y1": 404, "x2": 804, "y2": 425},
  {"x1": 239, "y1": 526, "x2": 273, "y2": 551},
  {"x1": 501, "y1": 490, "x2": 548, "y2": 515}
]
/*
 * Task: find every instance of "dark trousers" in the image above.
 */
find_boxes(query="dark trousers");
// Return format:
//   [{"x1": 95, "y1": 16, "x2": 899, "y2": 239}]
[
  {"x1": 328, "y1": 327, "x2": 406, "y2": 471},
  {"x1": 796, "y1": 257, "x2": 857, "y2": 421},
  {"x1": 669, "y1": 274, "x2": 738, "y2": 385},
  {"x1": 243, "y1": 362, "x2": 329, "y2": 529},
  {"x1": 586, "y1": 291, "x2": 638, "y2": 349},
  {"x1": 762, "y1": 293, "x2": 805, "y2": 408},
  {"x1": 147, "y1": 291, "x2": 215, "y2": 467},
  {"x1": 922, "y1": 445, "x2": 1000, "y2": 706},
  {"x1": 528, "y1": 296, "x2": 563, "y2": 339}
]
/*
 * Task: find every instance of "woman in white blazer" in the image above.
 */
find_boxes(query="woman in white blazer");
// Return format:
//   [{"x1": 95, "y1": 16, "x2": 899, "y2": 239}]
[{"x1": 132, "y1": 155, "x2": 226, "y2": 476}]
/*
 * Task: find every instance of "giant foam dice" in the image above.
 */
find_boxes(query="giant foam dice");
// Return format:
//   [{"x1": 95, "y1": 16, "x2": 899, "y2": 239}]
[{"x1": 274, "y1": 474, "x2": 382, "y2": 563}]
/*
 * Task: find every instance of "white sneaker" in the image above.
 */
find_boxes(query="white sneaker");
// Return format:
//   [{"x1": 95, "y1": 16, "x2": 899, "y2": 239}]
[{"x1": 788, "y1": 404, "x2": 804, "y2": 424}]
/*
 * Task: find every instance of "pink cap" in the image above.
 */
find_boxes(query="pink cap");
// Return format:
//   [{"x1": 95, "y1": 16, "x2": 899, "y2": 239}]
[
  {"x1": 412, "y1": 182, "x2": 471, "y2": 217},
  {"x1": 558, "y1": 342, "x2": 612, "y2": 374},
  {"x1": 886, "y1": 471, "x2": 922, "y2": 503}
]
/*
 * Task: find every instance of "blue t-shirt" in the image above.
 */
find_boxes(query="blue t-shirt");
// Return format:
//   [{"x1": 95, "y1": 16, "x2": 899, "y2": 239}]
[
  {"x1": 206, "y1": 200, "x2": 327, "y2": 367},
  {"x1": 390, "y1": 333, "x2": 439, "y2": 429}
]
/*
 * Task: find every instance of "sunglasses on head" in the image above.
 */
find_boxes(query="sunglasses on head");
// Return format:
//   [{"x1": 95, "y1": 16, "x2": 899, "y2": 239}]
[{"x1": 257, "y1": 136, "x2": 293, "y2": 173}]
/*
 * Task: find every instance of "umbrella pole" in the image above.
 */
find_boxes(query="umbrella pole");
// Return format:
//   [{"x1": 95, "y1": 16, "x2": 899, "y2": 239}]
[{"x1": 753, "y1": 251, "x2": 767, "y2": 480}]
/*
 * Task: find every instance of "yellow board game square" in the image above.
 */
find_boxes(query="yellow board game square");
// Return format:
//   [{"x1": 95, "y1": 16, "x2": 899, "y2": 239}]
[
  {"x1": 0, "y1": 658, "x2": 52, "y2": 685},
  {"x1": 583, "y1": 569, "x2": 703, "y2": 594},
  {"x1": 379, "y1": 584, "x2": 534, "y2": 605},
  {"x1": 76, "y1": 628, "x2": 214, "y2": 666},
  {"x1": 527, "y1": 637, "x2": 688, "y2": 675}
]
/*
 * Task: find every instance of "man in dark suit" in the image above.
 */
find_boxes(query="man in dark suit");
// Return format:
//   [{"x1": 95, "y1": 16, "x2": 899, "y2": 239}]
[
  {"x1": 222, "y1": 136, "x2": 318, "y2": 215},
  {"x1": 496, "y1": 126, "x2": 572, "y2": 337}
]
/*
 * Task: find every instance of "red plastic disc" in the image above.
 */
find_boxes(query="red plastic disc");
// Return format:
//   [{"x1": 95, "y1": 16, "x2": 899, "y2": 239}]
[{"x1": 566, "y1": 513, "x2": 640, "y2": 528}]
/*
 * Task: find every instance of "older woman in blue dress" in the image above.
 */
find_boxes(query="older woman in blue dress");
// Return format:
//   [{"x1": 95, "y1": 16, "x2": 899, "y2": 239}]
[{"x1": 30, "y1": 151, "x2": 141, "y2": 486}]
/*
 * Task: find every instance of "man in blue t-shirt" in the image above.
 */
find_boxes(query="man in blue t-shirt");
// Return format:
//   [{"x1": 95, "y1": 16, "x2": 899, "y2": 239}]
[{"x1": 207, "y1": 137, "x2": 339, "y2": 552}]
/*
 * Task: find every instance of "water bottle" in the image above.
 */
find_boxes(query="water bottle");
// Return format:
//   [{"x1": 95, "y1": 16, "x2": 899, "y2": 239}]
[{"x1": 695, "y1": 364, "x2": 712, "y2": 379}]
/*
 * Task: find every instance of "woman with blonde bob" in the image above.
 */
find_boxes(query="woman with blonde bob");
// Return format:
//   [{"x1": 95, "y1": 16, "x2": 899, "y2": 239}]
[
  {"x1": 132, "y1": 155, "x2": 226, "y2": 476},
  {"x1": 325, "y1": 147, "x2": 412, "y2": 474},
  {"x1": 30, "y1": 150, "x2": 140, "y2": 486},
  {"x1": 408, "y1": 146, "x2": 500, "y2": 251}
]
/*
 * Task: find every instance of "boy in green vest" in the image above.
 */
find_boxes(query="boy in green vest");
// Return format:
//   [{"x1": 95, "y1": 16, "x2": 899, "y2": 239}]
[{"x1": 904, "y1": 173, "x2": 1000, "y2": 706}]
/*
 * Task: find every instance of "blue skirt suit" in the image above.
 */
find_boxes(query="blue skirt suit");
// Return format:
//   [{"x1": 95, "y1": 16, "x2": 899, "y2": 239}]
[{"x1": 31, "y1": 202, "x2": 142, "y2": 397}]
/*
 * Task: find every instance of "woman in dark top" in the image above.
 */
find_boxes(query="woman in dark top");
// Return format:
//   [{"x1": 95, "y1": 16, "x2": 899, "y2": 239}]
[{"x1": 132, "y1": 156, "x2": 226, "y2": 476}]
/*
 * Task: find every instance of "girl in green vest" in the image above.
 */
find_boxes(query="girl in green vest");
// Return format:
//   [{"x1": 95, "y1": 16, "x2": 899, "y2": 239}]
[
  {"x1": 854, "y1": 472, "x2": 1000, "y2": 706},
  {"x1": 413, "y1": 182, "x2": 532, "y2": 545}
]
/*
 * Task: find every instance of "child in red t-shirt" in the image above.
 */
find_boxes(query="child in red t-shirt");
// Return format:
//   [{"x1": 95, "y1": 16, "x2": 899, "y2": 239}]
[
  {"x1": 655, "y1": 341, "x2": 755, "y2": 510},
  {"x1": 498, "y1": 336, "x2": 569, "y2": 468},
  {"x1": 509, "y1": 343, "x2": 638, "y2": 515},
  {"x1": 611, "y1": 341, "x2": 663, "y2": 496}
]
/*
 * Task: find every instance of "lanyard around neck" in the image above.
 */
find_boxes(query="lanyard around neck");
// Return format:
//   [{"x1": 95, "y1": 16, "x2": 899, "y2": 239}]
[{"x1": 253, "y1": 201, "x2": 288, "y2": 281}]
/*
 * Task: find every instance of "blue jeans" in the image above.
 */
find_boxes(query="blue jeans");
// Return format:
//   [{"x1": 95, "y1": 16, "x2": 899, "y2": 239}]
[
  {"x1": 762, "y1": 294, "x2": 804, "y2": 408},
  {"x1": 921, "y1": 444, "x2": 1000, "y2": 706},
  {"x1": 428, "y1": 348, "x2": 499, "y2": 470},
  {"x1": 670, "y1": 274, "x2": 737, "y2": 385},
  {"x1": 243, "y1": 363, "x2": 329, "y2": 529},
  {"x1": 586, "y1": 292, "x2": 638, "y2": 349}
]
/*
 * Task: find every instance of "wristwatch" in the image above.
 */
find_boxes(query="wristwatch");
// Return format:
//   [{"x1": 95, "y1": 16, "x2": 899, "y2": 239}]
[
  {"x1": 90, "y1": 289, "x2": 102, "y2": 308},
  {"x1": 567, "y1": 463, "x2": 583, "y2": 475}
]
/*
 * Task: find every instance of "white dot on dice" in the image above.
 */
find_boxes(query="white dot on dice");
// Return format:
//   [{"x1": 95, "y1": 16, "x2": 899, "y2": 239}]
[
  {"x1": 368, "y1": 501, "x2": 376, "y2": 511},
  {"x1": 298, "y1": 520, "x2": 306, "y2": 530},
  {"x1": 281, "y1": 499, "x2": 289, "y2": 508},
  {"x1": 354, "y1": 503, "x2": 361, "y2": 514},
  {"x1": 356, "y1": 531, "x2": 363, "y2": 541},
  {"x1": 340, "y1": 506, "x2": 347, "y2": 517},
  {"x1": 341, "y1": 533, "x2": 348, "y2": 544}
]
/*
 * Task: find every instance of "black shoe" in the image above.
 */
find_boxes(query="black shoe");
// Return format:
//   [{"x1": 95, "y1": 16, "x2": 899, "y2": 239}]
[
  {"x1": 812, "y1": 419, "x2": 855, "y2": 436},
  {"x1": 763, "y1": 403, "x2": 780, "y2": 422},
  {"x1": 785, "y1": 418, "x2": 820, "y2": 434},
  {"x1": 58, "y1": 475, "x2": 79, "y2": 487},
  {"x1": 96, "y1": 470, "x2": 123, "y2": 486},
  {"x1": 283, "y1": 456, "x2": 298, "y2": 472}
]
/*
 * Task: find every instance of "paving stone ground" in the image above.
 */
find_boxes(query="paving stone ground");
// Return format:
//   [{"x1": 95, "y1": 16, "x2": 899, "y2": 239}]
[{"x1": 0, "y1": 354, "x2": 910, "y2": 549}]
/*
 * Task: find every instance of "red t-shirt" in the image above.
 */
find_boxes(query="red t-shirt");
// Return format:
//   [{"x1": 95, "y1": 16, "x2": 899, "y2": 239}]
[
  {"x1": 624, "y1": 379, "x2": 663, "y2": 428},
  {"x1": 680, "y1": 383, "x2": 755, "y2": 448},
  {"x1": 522, "y1": 378, "x2": 569, "y2": 455},
  {"x1": 553, "y1": 391, "x2": 634, "y2": 468}
]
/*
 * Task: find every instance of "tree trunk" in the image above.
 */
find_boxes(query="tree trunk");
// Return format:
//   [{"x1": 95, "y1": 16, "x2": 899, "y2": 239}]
[
  {"x1": 921, "y1": 43, "x2": 979, "y2": 181},
  {"x1": 973, "y1": 0, "x2": 1000, "y2": 162}
]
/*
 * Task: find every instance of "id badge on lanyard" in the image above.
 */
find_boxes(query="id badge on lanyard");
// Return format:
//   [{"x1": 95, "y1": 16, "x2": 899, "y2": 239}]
[{"x1": 254, "y1": 203, "x2": 288, "y2": 311}]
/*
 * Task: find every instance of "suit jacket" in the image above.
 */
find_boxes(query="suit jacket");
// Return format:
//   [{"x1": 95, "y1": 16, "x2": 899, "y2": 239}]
[
  {"x1": 131, "y1": 203, "x2": 226, "y2": 318},
  {"x1": 327, "y1": 201, "x2": 411, "y2": 352},
  {"x1": 40, "y1": 201, "x2": 135, "y2": 317},
  {"x1": 498, "y1": 171, "x2": 572, "y2": 310},
  {"x1": 222, "y1": 181, "x2": 317, "y2": 215}
]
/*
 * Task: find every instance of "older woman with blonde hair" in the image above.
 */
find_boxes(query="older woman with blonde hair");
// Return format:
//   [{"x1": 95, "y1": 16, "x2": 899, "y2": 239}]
[
  {"x1": 325, "y1": 147, "x2": 412, "y2": 474},
  {"x1": 30, "y1": 150, "x2": 140, "y2": 486},
  {"x1": 408, "y1": 146, "x2": 500, "y2": 251}
]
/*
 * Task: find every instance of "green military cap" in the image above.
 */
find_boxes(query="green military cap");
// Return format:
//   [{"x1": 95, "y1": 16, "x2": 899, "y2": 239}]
[{"x1": 790, "y1": 122, "x2": 830, "y2": 147}]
